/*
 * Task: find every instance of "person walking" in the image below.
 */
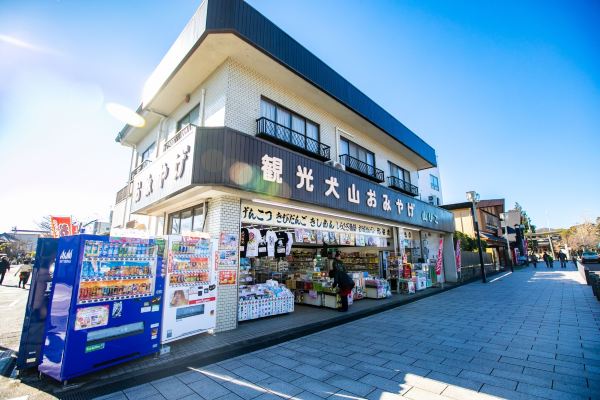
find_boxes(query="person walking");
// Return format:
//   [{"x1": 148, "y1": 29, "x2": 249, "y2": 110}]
[
  {"x1": 14, "y1": 260, "x2": 33, "y2": 289},
  {"x1": 558, "y1": 251, "x2": 567, "y2": 268},
  {"x1": 572, "y1": 253, "x2": 578, "y2": 266},
  {"x1": 330, "y1": 251, "x2": 355, "y2": 312},
  {"x1": 531, "y1": 253, "x2": 538, "y2": 268},
  {"x1": 542, "y1": 252, "x2": 550, "y2": 268},
  {"x1": 548, "y1": 253, "x2": 554, "y2": 268},
  {"x1": 0, "y1": 256, "x2": 10, "y2": 285}
]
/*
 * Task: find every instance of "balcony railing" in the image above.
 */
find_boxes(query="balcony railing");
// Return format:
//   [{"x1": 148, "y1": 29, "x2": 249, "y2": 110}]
[
  {"x1": 339, "y1": 154, "x2": 384, "y2": 183},
  {"x1": 130, "y1": 160, "x2": 151, "y2": 180},
  {"x1": 115, "y1": 183, "x2": 131, "y2": 204},
  {"x1": 388, "y1": 176, "x2": 419, "y2": 196},
  {"x1": 164, "y1": 124, "x2": 197, "y2": 151},
  {"x1": 256, "y1": 117, "x2": 330, "y2": 161}
]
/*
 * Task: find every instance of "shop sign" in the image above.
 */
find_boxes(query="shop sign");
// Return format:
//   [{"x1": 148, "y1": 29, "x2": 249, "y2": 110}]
[
  {"x1": 241, "y1": 202, "x2": 391, "y2": 238},
  {"x1": 130, "y1": 132, "x2": 195, "y2": 213}
]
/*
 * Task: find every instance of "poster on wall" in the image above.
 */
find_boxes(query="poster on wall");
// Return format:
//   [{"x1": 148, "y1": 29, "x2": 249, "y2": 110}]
[
  {"x1": 435, "y1": 238, "x2": 444, "y2": 275},
  {"x1": 218, "y1": 250, "x2": 238, "y2": 267},
  {"x1": 218, "y1": 270, "x2": 237, "y2": 285},
  {"x1": 219, "y1": 233, "x2": 238, "y2": 250},
  {"x1": 75, "y1": 305, "x2": 109, "y2": 330}
]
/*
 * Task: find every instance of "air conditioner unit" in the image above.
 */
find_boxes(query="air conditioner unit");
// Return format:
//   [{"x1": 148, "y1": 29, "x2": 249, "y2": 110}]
[
  {"x1": 428, "y1": 195, "x2": 440, "y2": 206},
  {"x1": 326, "y1": 160, "x2": 345, "y2": 171}
]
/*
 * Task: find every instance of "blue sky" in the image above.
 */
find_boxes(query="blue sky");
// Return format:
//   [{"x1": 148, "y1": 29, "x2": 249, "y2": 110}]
[{"x1": 0, "y1": 0, "x2": 598, "y2": 232}]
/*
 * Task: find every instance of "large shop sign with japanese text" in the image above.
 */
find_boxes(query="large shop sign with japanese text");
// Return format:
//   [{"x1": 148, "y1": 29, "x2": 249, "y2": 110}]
[
  {"x1": 130, "y1": 132, "x2": 195, "y2": 213},
  {"x1": 240, "y1": 202, "x2": 392, "y2": 238}
]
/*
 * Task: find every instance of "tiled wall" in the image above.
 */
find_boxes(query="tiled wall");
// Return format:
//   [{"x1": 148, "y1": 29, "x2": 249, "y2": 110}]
[{"x1": 206, "y1": 195, "x2": 241, "y2": 332}]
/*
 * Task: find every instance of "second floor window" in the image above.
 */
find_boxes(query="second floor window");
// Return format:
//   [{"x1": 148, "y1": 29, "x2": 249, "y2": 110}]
[
  {"x1": 140, "y1": 142, "x2": 156, "y2": 163},
  {"x1": 260, "y1": 98, "x2": 319, "y2": 141},
  {"x1": 389, "y1": 162, "x2": 411, "y2": 183},
  {"x1": 168, "y1": 204, "x2": 205, "y2": 235},
  {"x1": 430, "y1": 174, "x2": 439, "y2": 191},
  {"x1": 339, "y1": 137, "x2": 375, "y2": 167},
  {"x1": 177, "y1": 104, "x2": 200, "y2": 131}
]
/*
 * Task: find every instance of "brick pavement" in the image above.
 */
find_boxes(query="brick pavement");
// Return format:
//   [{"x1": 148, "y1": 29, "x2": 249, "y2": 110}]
[{"x1": 91, "y1": 265, "x2": 600, "y2": 400}]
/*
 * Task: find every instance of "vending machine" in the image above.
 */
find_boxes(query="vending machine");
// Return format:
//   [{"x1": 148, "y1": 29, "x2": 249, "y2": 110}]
[
  {"x1": 161, "y1": 234, "x2": 217, "y2": 344},
  {"x1": 17, "y1": 238, "x2": 58, "y2": 371},
  {"x1": 38, "y1": 234, "x2": 165, "y2": 382}
]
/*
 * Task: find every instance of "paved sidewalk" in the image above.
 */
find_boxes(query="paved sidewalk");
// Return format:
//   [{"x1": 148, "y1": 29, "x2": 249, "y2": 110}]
[
  {"x1": 0, "y1": 267, "x2": 31, "y2": 352},
  {"x1": 87, "y1": 265, "x2": 599, "y2": 400}
]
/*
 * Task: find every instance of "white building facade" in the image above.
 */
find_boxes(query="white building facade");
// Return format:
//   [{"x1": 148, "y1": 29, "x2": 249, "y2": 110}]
[{"x1": 112, "y1": 0, "x2": 456, "y2": 333}]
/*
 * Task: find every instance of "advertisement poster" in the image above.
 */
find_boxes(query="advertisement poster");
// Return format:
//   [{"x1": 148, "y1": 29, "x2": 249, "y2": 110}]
[
  {"x1": 219, "y1": 233, "x2": 238, "y2": 250},
  {"x1": 218, "y1": 270, "x2": 237, "y2": 285},
  {"x1": 169, "y1": 289, "x2": 189, "y2": 308},
  {"x1": 455, "y1": 239, "x2": 462, "y2": 274},
  {"x1": 435, "y1": 238, "x2": 444, "y2": 275},
  {"x1": 218, "y1": 250, "x2": 238, "y2": 267},
  {"x1": 75, "y1": 305, "x2": 109, "y2": 330},
  {"x1": 50, "y1": 216, "x2": 74, "y2": 238}
]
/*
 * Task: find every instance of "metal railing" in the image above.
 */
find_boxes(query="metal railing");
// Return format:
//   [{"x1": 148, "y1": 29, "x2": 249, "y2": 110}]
[
  {"x1": 339, "y1": 154, "x2": 384, "y2": 182},
  {"x1": 388, "y1": 176, "x2": 419, "y2": 196},
  {"x1": 164, "y1": 124, "x2": 197, "y2": 151},
  {"x1": 115, "y1": 183, "x2": 131, "y2": 204},
  {"x1": 130, "y1": 160, "x2": 151, "y2": 180},
  {"x1": 256, "y1": 117, "x2": 330, "y2": 160}
]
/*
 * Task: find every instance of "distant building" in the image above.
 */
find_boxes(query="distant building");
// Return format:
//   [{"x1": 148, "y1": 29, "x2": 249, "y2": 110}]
[
  {"x1": 443, "y1": 199, "x2": 510, "y2": 267},
  {"x1": 1, "y1": 229, "x2": 49, "y2": 257}
]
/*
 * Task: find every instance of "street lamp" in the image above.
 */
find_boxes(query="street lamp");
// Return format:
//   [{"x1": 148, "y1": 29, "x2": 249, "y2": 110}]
[
  {"x1": 499, "y1": 212, "x2": 513, "y2": 272},
  {"x1": 466, "y1": 191, "x2": 486, "y2": 283}
]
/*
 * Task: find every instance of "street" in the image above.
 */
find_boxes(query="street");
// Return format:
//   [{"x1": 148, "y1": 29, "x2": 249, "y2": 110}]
[
  {"x1": 87, "y1": 265, "x2": 599, "y2": 400},
  {"x1": 0, "y1": 267, "x2": 30, "y2": 353}
]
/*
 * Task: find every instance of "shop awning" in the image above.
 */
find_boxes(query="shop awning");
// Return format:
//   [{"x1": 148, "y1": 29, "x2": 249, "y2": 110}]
[{"x1": 479, "y1": 232, "x2": 507, "y2": 247}]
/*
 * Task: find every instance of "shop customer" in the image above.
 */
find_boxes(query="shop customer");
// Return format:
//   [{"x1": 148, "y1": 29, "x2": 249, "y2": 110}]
[
  {"x1": 331, "y1": 251, "x2": 355, "y2": 312},
  {"x1": 0, "y1": 256, "x2": 10, "y2": 285}
]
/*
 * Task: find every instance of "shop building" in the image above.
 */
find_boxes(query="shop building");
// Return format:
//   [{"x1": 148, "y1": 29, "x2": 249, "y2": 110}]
[
  {"x1": 111, "y1": 0, "x2": 456, "y2": 333},
  {"x1": 443, "y1": 199, "x2": 510, "y2": 267}
]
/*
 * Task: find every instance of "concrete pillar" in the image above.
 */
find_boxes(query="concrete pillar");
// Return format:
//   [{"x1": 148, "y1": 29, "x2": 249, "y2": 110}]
[
  {"x1": 443, "y1": 232, "x2": 458, "y2": 283},
  {"x1": 205, "y1": 196, "x2": 241, "y2": 332}
]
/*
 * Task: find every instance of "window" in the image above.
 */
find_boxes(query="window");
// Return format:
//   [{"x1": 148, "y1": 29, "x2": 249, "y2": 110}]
[
  {"x1": 168, "y1": 204, "x2": 205, "y2": 234},
  {"x1": 430, "y1": 175, "x2": 439, "y2": 191},
  {"x1": 177, "y1": 104, "x2": 200, "y2": 131},
  {"x1": 389, "y1": 162, "x2": 411, "y2": 183},
  {"x1": 260, "y1": 98, "x2": 320, "y2": 142},
  {"x1": 339, "y1": 137, "x2": 375, "y2": 167},
  {"x1": 141, "y1": 142, "x2": 156, "y2": 163}
]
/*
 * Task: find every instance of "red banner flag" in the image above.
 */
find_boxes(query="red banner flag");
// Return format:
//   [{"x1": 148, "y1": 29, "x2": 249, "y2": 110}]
[
  {"x1": 50, "y1": 216, "x2": 73, "y2": 238},
  {"x1": 455, "y1": 239, "x2": 461, "y2": 274},
  {"x1": 435, "y1": 238, "x2": 444, "y2": 275}
]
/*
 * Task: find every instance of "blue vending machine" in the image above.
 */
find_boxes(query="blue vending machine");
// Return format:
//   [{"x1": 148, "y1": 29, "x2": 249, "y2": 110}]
[
  {"x1": 39, "y1": 234, "x2": 165, "y2": 382},
  {"x1": 17, "y1": 238, "x2": 59, "y2": 371}
]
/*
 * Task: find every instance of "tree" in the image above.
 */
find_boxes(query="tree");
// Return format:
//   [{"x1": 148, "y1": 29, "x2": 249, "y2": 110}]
[
  {"x1": 454, "y1": 231, "x2": 487, "y2": 252},
  {"x1": 514, "y1": 202, "x2": 536, "y2": 233},
  {"x1": 565, "y1": 222, "x2": 600, "y2": 251}
]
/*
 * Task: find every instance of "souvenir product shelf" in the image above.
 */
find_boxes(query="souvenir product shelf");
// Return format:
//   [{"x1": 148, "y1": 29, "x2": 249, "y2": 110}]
[{"x1": 238, "y1": 281, "x2": 294, "y2": 321}]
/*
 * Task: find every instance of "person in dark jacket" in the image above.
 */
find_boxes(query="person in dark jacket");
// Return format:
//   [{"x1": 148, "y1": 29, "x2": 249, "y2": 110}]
[
  {"x1": 542, "y1": 252, "x2": 550, "y2": 268},
  {"x1": 530, "y1": 253, "x2": 538, "y2": 268},
  {"x1": 331, "y1": 251, "x2": 354, "y2": 312},
  {"x1": 558, "y1": 251, "x2": 567, "y2": 268},
  {"x1": 0, "y1": 257, "x2": 10, "y2": 285}
]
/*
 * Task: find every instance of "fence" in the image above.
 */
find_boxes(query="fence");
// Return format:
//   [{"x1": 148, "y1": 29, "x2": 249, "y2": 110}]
[{"x1": 458, "y1": 251, "x2": 504, "y2": 282}]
